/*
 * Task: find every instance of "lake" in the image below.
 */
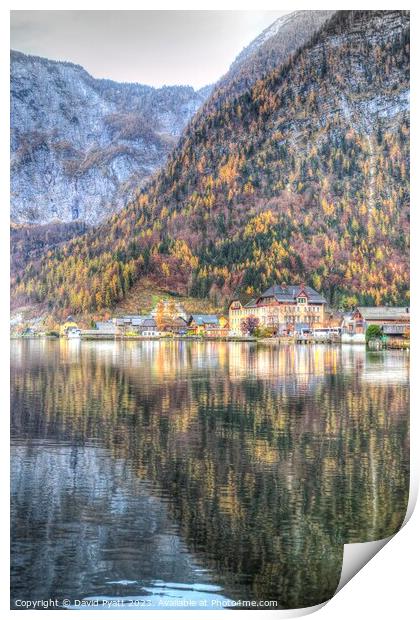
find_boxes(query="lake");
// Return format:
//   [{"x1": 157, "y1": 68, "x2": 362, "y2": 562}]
[{"x1": 10, "y1": 340, "x2": 409, "y2": 610}]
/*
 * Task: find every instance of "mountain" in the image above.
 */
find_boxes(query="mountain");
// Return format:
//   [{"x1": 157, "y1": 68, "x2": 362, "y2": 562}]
[
  {"x1": 11, "y1": 50, "x2": 207, "y2": 224},
  {"x1": 12, "y1": 10, "x2": 409, "y2": 315},
  {"x1": 10, "y1": 12, "x2": 333, "y2": 227},
  {"x1": 215, "y1": 11, "x2": 334, "y2": 101}
]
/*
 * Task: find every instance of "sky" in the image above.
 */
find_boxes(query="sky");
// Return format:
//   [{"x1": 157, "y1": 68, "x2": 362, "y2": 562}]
[{"x1": 10, "y1": 10, "x2": 289, "y2": 89}]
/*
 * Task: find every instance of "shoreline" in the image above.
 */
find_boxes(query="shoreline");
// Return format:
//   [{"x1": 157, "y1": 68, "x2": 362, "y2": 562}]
[{"x1": 10, "y1": 335, "x2": 410, "y2": 350}]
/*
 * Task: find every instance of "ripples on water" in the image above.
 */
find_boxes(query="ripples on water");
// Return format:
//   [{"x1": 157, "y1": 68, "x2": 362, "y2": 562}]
[{"x1": 10, "y1": 340, "x2": 409, "y2": 609}]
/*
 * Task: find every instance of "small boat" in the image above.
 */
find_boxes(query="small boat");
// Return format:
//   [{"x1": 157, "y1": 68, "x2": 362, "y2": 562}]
[{"x1": 67, "y1": 328, "x2": 81, "y2": 339}]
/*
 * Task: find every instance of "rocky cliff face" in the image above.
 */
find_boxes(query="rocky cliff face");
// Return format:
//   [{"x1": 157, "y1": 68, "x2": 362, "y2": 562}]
[{"x1": 11, "y1": 51, "x2": 207, "y2": 224}]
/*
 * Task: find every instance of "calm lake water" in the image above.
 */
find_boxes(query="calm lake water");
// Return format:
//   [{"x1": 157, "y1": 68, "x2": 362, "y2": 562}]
[{"x1": 10, "y1": 340, "x2": 409, "y2": 610}]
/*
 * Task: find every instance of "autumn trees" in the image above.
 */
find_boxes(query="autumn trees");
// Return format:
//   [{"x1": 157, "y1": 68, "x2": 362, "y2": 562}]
[
  {"x1": 155, "y1": 299, "x2": 179, "y2": 331},
  {"x1": 11, "y1": 11, "x2": 409, "y2": 316},
  {"x1": 241, "y1": 316, "x2": 260, "y2": 336}
]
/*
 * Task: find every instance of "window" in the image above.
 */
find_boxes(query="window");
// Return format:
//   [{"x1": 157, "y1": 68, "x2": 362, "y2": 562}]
[{"x1": 297, "y1": 297, "x2": 306, "y2": 304}]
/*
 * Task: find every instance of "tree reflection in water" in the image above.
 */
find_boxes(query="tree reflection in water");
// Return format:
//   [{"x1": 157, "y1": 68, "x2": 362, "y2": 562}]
[{"x1": 11, "y1": 340, "x2": 409, "y2": 609}]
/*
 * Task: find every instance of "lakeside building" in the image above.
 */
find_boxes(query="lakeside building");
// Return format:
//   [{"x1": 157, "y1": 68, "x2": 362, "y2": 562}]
[
  {"x1": 60, "y1": 315, "x2": 79, "y2": 336},
  {"x1": 113, "y1": 315, "x2": 149, "y2": 330},
  {"x1": 95, "y1": 321, "x2": 117, "y2": 334},
  {"x1": 229, "y1": 284, "x2": 327, "y2": 335},
  {"x1": 342, "y1": 307, "x2": 410, "y2": 337},
  {"x1": 140, "y1": 317, "x2": 163, "y2": 337},
  {"x1": 21, "y1": 326, "x2": 36, "y2": 337},
  {"x1": 191, "y1": 315, "x2": 229, "y2": 338},
  {"x1": 204, "y1": 317, "x2": 229, "y2": 338},
  {"x1": 165, "y1": 316, "x2": 189, "y2": 334},
  {"x1": 189, "y1": 314, "x2": 219, "y2": 335},
  {"x1": 109, "y1": 307, "x2": 225, "y2": 337}
]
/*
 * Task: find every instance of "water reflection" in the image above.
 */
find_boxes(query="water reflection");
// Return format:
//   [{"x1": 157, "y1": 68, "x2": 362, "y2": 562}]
[{"x1": 11, "y1": 341, "x2": 409, "y2": 609}]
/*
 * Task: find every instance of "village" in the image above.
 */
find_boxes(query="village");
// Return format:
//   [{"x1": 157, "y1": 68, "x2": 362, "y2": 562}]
[{"x1": 16, "y1": 283, "x2": 410, "y2": 349}]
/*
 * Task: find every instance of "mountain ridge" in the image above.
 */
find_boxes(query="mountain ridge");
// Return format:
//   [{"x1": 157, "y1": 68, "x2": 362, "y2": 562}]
[{"x1": 213, "y1": 10, "x2": 334, "y2": 105}]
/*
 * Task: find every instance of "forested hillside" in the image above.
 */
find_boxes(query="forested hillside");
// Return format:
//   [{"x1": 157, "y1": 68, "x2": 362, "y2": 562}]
[
  {"x1": 11, "y1": 221, "x2": 89, "y2": 275},
  {"x1": 12, "y1": 10, "x2": 410, "y2": 315},
  {"x1": 215, "y1": 11, "x2": 334, "y2": 102}
]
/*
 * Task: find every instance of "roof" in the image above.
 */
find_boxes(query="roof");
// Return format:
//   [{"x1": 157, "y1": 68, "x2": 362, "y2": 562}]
[
  {"x1": 122, "y1": 314, "x2": 149, "y2": 321},
  {"x1": 116, "y1": 315, "x2": 150, "y2": 325},
  {"x1": 228, "y1": 293, "x2": 253, "y2": 308},
  {"x1": 131, "y1": 316, "x2": 150, "y2": 326},
  {"x1": 357, "y1": 307, "x2": 410, "y2": 321},
  {"x1": 141, "y1": 318, "x2": 157, "y2": 328},
  {"x1": 171, "y1": 316, "x2": 188, "y2": 326},
  {"x1": 229, "y1": 284, "x2": 327, "y2": 309},
  {"x1": 95, "y1": 321, "x2": 117, "y2": 332},
  {"x1": 383, "y1": 324, "x2": 409, "y2": 334},
  {"x1": 190, "y1": 314, "x2": 219, "y2": 325},
  {"x1": 260, "y1": 284, "x2": 327, "y2": 304}
]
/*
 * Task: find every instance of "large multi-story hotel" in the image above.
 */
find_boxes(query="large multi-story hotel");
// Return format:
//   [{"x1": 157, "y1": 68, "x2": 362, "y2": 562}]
[{"x1": 229, "y1": 283, "x2": 327, "y2": 335}]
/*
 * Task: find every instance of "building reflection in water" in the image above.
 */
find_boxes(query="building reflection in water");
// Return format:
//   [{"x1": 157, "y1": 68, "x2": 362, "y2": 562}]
[{"x1": 11, "y1": 340, "x2": 409, "y2": 609}]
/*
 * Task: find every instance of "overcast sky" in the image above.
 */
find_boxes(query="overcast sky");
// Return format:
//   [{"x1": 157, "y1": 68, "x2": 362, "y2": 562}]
[{"x1": 10, "y1": 11, "x2": 289, "y2": 89}]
